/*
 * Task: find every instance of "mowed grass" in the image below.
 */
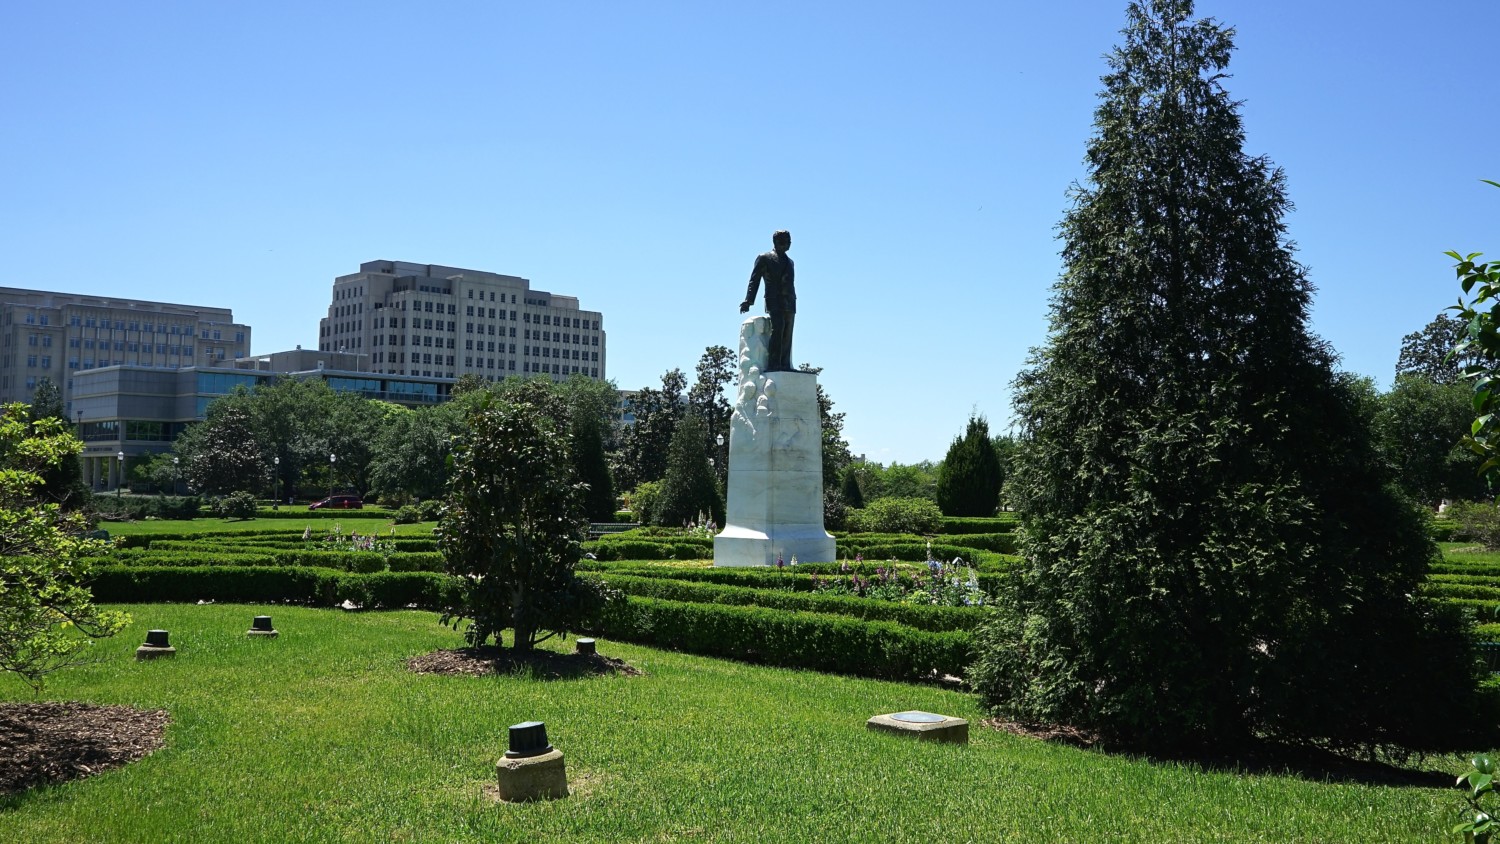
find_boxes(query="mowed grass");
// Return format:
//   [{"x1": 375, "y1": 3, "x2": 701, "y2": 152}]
[
  {"x1": 102, "y1": 517, "x2": 439, "y2": 537},
  {"x1": 0, "y1": 605, "x2": 1469, "y2": 844}
]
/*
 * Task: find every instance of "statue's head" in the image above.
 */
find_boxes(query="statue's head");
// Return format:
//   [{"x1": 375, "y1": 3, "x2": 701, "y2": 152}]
[{"x1": 772, "y1": 230, "x2": 791, "y2": 252}]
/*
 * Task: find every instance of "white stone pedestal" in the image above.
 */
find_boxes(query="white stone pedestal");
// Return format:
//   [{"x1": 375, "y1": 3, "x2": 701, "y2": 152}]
[{"x1": 714, "y1": 316, "x2": 836, "y2": 567}]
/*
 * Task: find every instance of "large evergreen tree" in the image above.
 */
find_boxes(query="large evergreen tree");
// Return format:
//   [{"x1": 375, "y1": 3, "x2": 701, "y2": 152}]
[
  {"x1": 935, "y1": 414, "x2": 1002, "y2": 517},
  {"x1": 655, "y1": 415, "x2": 724, "y2": 527},
  {"x1": 970, "y1": 0, "x2": 1491, "y2": 752}
]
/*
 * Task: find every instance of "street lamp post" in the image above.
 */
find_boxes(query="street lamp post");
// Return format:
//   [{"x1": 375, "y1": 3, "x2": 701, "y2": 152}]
[
  {"x1": 329, "y1": 453, "x2": 336, "y2": 501},
  {"x1": 172, "y1": 456, "x2": 179, "y2": 497},
  {"x1": 273, "y1": 456, "x2": 281, "y2": 510},
  {"x1": 116, "y1": 451, "x2": 125, "y2": 500},
  {"x1": 716, "y1": 433, "x2": 726, "y2": 480}
]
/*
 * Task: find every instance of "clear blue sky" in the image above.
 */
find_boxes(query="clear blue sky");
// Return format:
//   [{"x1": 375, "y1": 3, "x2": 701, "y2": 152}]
[{"x1": 2, "y1": 1, "x2": 1496, "y2": 464}]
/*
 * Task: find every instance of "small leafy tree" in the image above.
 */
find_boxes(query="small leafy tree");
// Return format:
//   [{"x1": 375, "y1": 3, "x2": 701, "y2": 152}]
[
  {"x1": 1450, "y1": 180, "x2": 1500, "y2": 477},
  {"x1": 935, "y1": 414, "x2": 1003, "y2": 517},
  {"x1": 25, "y1": 378, "x2": 89, "y2": 509},
  {"x1": 655, "y1": 415, "x2": 724, "y2": 526},
  {"x1": 0, "y1": 403, "x2": 129, "y2": 693},
  {"x1": 438, "y1": 393, "x2": 610, "y2": 652}
]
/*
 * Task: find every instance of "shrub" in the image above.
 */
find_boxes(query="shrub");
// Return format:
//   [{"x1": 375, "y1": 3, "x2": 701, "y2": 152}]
[
  {"x1": 846, "y1": 497, "x2": 944, "y2": 535},
  {"x1": 393, "y1": 505, "x2": 423, "y2": 525},
  {"x1": 217, "y1": 491, "x2": 259, "y2": 520}
]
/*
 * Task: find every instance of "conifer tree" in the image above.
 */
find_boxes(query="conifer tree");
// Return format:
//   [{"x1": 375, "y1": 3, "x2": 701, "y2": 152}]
[
  {"x1": 574, "y1": 413, "x2": 616, "y2": 522},
  {"x1": 935, "y1": 414, "x2": 1001, "y2": 517},
  {"x1": 655, "y1": 415, "x2": 724, "y2": 527},
  {"x1": 840, "y1": 466, "x2": 865, "y2": 510},
  {"x1": 970, "y1": 0, "x2": 1491, "y2": 751}
]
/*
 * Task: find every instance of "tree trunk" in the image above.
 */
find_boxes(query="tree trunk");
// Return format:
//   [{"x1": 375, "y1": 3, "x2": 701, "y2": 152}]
[{"x1": 511, "y1": 584, "x2": 532, "y2": 652}]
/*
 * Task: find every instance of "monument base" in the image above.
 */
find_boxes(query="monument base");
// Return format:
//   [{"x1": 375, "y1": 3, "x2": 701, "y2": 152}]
[
  {"x1": 714, "y1": 524, "x2": 836, "y2": 567},
  {"x1": 714, "y1": 316, "x2": 836, "y2": 568}
]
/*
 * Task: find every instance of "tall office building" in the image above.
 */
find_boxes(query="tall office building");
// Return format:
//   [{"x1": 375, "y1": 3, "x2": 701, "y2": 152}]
[
  {"x1": 0, "y1": 287, "x2": 251, "y2": 413},
  {"x1": 318, "y1": 260, "x2": 606, "y2": 382}
]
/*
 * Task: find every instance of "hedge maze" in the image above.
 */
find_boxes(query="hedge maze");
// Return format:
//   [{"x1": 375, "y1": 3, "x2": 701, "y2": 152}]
[
  {"x1": 94, "y1": 511, "x2": 1496, "y2": 680},
  {"x1": 90, "y1": 515, "x2": 1021, "y2": 683}
]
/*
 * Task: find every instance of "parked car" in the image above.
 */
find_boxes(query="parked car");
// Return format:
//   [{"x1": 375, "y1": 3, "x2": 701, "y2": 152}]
[{"x1": 309, "y1": 495, "x2": 364, "y2": 510}]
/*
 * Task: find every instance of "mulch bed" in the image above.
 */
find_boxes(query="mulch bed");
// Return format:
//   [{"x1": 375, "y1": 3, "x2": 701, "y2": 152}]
[
  {"x1": 0, "y1": 702, "x2": 169, "y2": 795},
  {"x1": 407, "y1": 646, "x2": 643, "y2": 680}
]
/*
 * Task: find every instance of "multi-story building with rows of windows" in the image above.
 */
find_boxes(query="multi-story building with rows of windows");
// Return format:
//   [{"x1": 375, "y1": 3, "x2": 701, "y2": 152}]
[
  {"x1": 318, "y1": 260, "x2": 606, "y2": 382},
  {"x1": 0, "y1": 287, "x2": 251, "y2": 414}
]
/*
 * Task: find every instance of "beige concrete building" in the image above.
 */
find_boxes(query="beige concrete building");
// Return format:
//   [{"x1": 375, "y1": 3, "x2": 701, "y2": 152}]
[
  {"x1": 0, "y1": 286, "x2": 251, "y2": 415},
  {"x1": 318, "y1": 260, "x2": 605, "y2": 382}
]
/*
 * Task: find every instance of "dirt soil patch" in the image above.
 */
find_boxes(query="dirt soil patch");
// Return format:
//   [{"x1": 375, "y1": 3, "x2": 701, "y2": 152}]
[
  {"x1": 407, "y1": 646, "x2": 643, "y2": 680},
  {"x1": 0, "y1": 702, "x2": 169, "y2": 795}
]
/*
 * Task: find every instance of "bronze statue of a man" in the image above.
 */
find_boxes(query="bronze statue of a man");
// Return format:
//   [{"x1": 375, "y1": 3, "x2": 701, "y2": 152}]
[{"x1": 739, "y1": 230, "x2": 796, "y2": 372}]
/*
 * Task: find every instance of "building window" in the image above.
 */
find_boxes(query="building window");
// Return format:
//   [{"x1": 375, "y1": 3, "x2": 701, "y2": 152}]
[{"x1": 26, "y1": 355, "x2": 37, "y2": 367}]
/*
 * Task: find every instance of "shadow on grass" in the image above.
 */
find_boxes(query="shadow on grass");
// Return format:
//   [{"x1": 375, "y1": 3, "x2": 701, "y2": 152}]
[
  {"x1": 984, "y1": 718, "x2": 1457, "y2": 789},
  {"x1": 406, "y1": 646, "x2": 644, "y2": 681}
]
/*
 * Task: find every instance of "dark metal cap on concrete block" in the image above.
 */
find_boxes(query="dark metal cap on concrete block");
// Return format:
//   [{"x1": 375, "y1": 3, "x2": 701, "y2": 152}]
[
  {"x1": 144, "y1": 629, "x2": 171, "y2": 648},
  {"x1": 505, "y1": 721, "x2": 554, "y2": 758},
  {"x1": 575, "y1": 638, "x2": 596, "y2": 655},
  {"x1": 252, "y1": 616, "x2": 274, "y2": 632}
]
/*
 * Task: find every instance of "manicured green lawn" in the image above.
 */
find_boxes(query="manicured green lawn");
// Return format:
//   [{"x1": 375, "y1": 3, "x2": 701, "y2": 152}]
[
  {"x1": 102, "y1": 517, "x2": 439, "y2": 537},
  {"x1": 0, "y1": 604, "x2": 1467, "y2": 843}
]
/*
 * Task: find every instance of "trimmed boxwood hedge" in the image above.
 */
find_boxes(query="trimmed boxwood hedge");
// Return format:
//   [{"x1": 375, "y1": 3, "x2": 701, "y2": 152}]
[
  {"x1": 113, "y1": 541, "x2": 446, "y2": 573},
  {"x1": 579, "y1": 563, "x2": 1011, "y2": 600},
  {"x1": 594, "y1": 573, "x2": 986, "y2": 633},
  {"x1": 832, "y1": 541, "x2": 1012, "y2": 570},
  {"x1": 1423, "y1": 582, "x2": 1500, "y2": 602},
  {"x1": 593, "y1": 596, "x2": 972, "y2": 681},
  {"x1": 935, "y1": 516, "x2": 1017, "y2": 534},
  {"x1": 92, "y1": 565, "x2": 459, "y2": 609},
  {"x1": 584, "y1": 539, "x2": 712, "y2": 561}
]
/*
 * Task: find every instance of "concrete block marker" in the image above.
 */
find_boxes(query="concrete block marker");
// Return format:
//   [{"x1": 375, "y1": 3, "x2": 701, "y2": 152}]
[
  {"x1": 247, "y1": 615, "x2": 278, "y2": 638},
  {"x1": 866, "y1": 711, "x2": 968, "y2": 744},
  {"x1": 496, "y1": 721, "x2": 568, "y2": 802},
  {"x1": 135, "y1": 629, "x2": 177, "y2": 661},
  {"x1": 575, "y1": 638, "x2": 597, "y2": 655}
]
